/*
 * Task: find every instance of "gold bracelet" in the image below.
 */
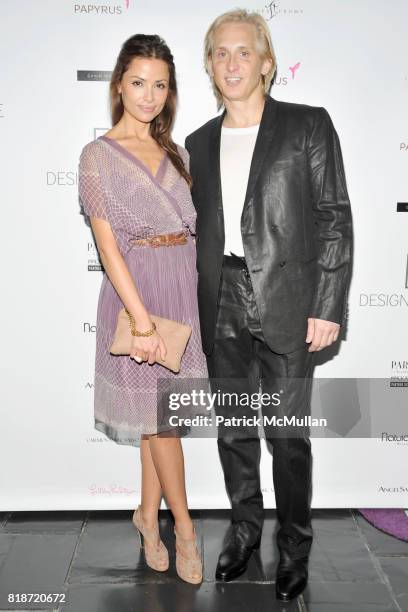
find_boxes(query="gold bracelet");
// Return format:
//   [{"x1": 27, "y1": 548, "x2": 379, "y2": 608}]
[{"x1": 125, "y1": 308, "x2": 156, "y2": 337}]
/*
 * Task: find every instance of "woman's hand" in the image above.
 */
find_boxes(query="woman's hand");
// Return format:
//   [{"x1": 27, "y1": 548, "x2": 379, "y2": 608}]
[{"x1": 130, "y1": 329, "x2": 167, "y2": 365}]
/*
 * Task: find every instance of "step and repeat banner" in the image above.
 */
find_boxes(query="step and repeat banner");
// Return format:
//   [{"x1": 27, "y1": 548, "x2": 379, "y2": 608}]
[{"x1": 1, "y1": 0, "x2": 407, "y2": 509}]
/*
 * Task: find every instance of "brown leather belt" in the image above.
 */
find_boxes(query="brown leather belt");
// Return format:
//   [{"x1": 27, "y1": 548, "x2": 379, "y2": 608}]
[{"x1": 131, "y1": 230, "x2": 189, "y2": 248}]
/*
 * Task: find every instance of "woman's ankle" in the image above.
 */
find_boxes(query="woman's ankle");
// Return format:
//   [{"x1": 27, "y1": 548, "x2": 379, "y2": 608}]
[
  {"x1": 174, "y1": 517, "x2": 195, "y2": 538},
  {"x1": 140, "y1": 505, "x2": 159, "y2": 528}
]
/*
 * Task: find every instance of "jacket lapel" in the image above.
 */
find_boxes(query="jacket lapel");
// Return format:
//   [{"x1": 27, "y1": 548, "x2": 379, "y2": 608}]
[
  {"x1": 207, "y1": 108, "x2": 226, "y2": 247},
  {"x1": 243, "y1": 94, "x2": 278, "y2": 210},
  {"x1": 206, "y1": 95, "x2": 278, "y2": 250}
]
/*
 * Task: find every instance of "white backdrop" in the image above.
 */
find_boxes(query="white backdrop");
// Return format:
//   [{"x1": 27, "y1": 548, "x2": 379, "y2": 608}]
[{"x1": 1, "y1": 0, "x2": 407, "y2": 510}]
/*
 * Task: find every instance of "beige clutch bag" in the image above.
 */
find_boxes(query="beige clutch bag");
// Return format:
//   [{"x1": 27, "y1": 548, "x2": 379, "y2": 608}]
[{"x1": 109, "y1": 307, "x2": 192, "y2": 373}]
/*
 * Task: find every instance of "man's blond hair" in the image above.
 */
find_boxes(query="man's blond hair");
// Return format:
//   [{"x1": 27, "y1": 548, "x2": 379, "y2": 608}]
[{"x1": 204, "y1": 9, "x2": 277, "y2": 108}]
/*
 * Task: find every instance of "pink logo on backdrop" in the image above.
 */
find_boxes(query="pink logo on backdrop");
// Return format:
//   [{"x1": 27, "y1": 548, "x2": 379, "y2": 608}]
[
  {"x1": 124, "y1": 0, "x2": 130, "y2": 7},
  {"x1": 289, "y1": 62, "x2": 301, "y2": 79}
]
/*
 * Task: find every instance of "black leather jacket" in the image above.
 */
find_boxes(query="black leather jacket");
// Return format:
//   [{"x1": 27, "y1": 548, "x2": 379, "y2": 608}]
[{"x1": 185, "y1": 94, "x2": 353, "y2": 355}]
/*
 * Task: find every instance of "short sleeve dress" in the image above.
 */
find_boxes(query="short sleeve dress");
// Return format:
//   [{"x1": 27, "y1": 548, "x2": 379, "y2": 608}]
[{"x1": 78, "y1": 135, "x2": 208, "y2": 446}]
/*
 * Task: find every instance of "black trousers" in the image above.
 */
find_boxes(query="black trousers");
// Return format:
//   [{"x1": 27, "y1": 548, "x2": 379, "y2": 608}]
[{"x1": 206, "y1": 253, "x2": 315, "y2": 559}]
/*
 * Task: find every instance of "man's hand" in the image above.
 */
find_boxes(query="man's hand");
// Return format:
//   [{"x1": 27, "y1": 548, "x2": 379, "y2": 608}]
[{"x1": 306, "y1": 318, "x2": 340, "y2": 352}]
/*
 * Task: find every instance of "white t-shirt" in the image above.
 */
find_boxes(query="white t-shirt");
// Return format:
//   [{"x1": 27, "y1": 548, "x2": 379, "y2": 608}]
[{"x1": 220, "y1": 123, "x2": 260, "y2": 256}]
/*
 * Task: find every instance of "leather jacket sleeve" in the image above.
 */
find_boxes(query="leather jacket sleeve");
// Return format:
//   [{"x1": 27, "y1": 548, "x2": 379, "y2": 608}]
[{"x1": 307, "y1": 107, "x2": 353, "y2": 326}]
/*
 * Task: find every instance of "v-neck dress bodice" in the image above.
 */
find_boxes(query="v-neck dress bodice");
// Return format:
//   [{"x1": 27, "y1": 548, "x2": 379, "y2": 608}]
[
  {"x1": 80, "y1": 136, "x2": 197, "y2": 255},
  {"x1": 78, "y1": 137, "x2": 208, "y2": 446}
]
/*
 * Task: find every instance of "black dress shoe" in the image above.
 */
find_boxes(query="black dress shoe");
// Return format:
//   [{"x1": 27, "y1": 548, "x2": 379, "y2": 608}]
[
  {"x1": 215, "y1": 527, "x2": 261, "y2": 582},
  {"x1": 275, "y1": 555, "x2": 308, "y2": 601}
]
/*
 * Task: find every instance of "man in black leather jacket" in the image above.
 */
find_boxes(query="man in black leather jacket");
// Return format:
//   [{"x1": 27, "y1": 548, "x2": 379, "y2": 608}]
[{"x1": 185, "y1": 9, "x2": 352, "y2": 602}]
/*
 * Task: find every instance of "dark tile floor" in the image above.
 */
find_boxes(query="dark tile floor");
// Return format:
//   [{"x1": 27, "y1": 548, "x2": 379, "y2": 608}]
[{"x1": 0, "y1": 509, "x2": 406, "y2": 611}]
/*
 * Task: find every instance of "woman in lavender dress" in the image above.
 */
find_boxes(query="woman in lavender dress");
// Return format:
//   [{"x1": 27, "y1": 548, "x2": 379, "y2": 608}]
[{"x1": 78, "y1": 34, "x2": 207, "y2": 584}]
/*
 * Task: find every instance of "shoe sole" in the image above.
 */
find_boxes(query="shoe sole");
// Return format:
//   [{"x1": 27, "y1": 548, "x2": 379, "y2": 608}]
[
  {"x1": 216, "y1": 563, "x2": 248, "y2": 582},
  {"x1": 276, "y1": 581, "x2": 307, "y2": 602}
]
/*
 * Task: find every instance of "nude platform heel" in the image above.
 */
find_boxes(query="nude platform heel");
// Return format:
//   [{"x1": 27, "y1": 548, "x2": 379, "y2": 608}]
[
  {"x1": 174, "y1": 524, "x2": 203, "y2": 584},
  {"x1": 132, "y1": 504, "x2": 169, "y2": 572}
]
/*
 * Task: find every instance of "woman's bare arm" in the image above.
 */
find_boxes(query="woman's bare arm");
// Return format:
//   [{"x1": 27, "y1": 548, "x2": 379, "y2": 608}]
[
  {"x1": 90, "y1": 216, "x2": 152, "y2": 331},
  {"x1": 78, "y1": 143, "x2": 166, "y2": 362}
]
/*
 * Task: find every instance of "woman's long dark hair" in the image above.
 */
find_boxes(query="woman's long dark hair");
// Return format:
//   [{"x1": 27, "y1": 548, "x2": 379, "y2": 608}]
[{"x1": 109, "y1": 34, "x2": 192, "y2": 187}]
